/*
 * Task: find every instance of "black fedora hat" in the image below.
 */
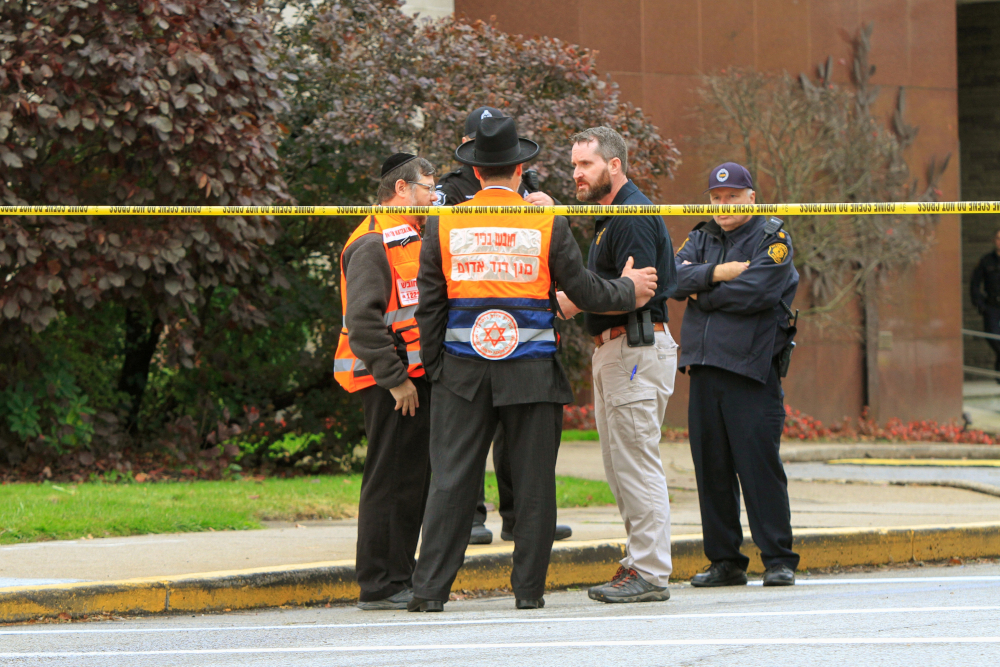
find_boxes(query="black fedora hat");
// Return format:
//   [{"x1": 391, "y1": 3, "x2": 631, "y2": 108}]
[{"x1": 455, "y1": 116, "x2": 540, "y2": 168}]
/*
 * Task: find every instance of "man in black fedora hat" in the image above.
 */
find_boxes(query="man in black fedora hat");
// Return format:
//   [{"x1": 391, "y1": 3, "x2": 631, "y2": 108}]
[
  {"x1": 408, "y1": 116, "x2": 660, "y2": 611},
  {"x1": 437, "y1": 105, "x2": 573, "y2": 548}
]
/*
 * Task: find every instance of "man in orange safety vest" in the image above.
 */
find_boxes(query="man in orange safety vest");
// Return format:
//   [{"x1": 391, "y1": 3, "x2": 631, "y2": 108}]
[{"x1": 333, "y1": 152, "x2": 437, "y2": 610}]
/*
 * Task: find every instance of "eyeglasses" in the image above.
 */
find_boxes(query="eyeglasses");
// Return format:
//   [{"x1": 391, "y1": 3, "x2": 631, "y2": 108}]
[{"x1": 408, "y1": 181, "x2": 444, "y2": 206}]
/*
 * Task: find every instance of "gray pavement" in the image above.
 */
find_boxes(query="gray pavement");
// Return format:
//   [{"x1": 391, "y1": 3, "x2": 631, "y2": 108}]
[
  {"x1": 787, "y1": 461, "x2": 1000, "y2": 486},
  {"x1": 2, "y1": 441, "x2": 999, "y2": 587},
  {"x1": 2, "y1": 562, "x2": 998, "y2": 665}
]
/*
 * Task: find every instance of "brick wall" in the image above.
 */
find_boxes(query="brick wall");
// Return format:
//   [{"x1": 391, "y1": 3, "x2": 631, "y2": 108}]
[{"x1": 455, "y1": 0, "x2": 963, "y2": 424}]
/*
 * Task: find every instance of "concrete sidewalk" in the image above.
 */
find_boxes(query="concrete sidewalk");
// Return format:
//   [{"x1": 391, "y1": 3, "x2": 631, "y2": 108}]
[{"x1": 2, "y1": 442, "x2": 999, "y2": 586}]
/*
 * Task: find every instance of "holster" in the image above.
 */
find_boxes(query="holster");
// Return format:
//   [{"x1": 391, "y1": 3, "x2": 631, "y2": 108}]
[
  {"x1": 776, "y1": 300, "x2": 798, "y2": 378},
  {"x1": 777, "y1": 340, "x2": 796, "y2": 378}
]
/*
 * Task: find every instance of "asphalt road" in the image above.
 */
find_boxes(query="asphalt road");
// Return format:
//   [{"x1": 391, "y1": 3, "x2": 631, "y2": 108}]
[{"x1": 2, "y1": 563, "x2": 998, "y2": 666}]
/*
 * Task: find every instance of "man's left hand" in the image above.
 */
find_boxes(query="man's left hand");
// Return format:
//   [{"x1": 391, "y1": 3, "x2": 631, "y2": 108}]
[
  {"x1": 524, "y1": 191, "x2": 554, "y2": 207},
  {"x1": 389, "y1": 378, "x2": 420, "y2": 417}
]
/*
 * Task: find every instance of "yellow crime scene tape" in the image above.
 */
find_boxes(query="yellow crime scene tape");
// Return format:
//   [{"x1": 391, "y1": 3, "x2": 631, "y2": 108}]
[{"x1": 0, "y1": 201, "x2": 995, "y2": 217}]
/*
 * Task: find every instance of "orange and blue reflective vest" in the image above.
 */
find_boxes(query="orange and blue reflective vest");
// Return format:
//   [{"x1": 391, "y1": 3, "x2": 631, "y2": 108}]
[
  {"x1": 334, "y1": 215, "x2": 424, "y2": 393},
  {"x1": 439, "y1": 188, "x2": 556, "y2": 361}
]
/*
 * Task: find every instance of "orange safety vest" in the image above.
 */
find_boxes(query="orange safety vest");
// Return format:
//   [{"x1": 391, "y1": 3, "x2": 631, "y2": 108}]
[
  {"x1": 439, "y1": 188, "x2": 556, "y2": 361},
  {"x1": 334, "y1": 215, "x2": 424, "y2": 393}
]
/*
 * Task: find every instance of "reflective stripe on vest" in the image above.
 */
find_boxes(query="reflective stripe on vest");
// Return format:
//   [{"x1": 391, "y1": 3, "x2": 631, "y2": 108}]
[
  {"x1": 334, "y1": 215, "x2": 425, "y2": 393},
  {"x1": 384, "y1": 304, "x2": 417, "y2": 326},
  {"x1": 333, "y1": 350, "x2": 423, "y2": 377},
  {"x1": 439, "y1": 193, "x2": 556, "y2": 362}
]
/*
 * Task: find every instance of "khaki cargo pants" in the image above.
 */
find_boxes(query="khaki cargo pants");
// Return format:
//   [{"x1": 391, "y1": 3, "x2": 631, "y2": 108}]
[{"x1": 592, "y1": 329, "x2": 677, "y2": 587}]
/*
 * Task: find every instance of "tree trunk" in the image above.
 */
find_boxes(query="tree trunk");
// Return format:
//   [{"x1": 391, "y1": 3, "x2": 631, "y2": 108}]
[
  {"x1": 862, "y1": 279, "x2": 881, "y2": 422},
  {"x1": 117, "y1": 309, "x2": 164, "y2": 435}
]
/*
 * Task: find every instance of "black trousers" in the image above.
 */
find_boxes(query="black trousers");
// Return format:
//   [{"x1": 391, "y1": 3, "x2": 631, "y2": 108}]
[
  {"x1": 688, "y1": 363, "x2": 799, "y2": 571},
  {"x1": 473, "y1": 424, "x2": 515, "y2": 531},
  {"x1": 984, "y1": 306, "x2": 1000, "y2": 371},
  {"x1": 355, "y1": 377, "x2": 432, "y2": 602},
  {"x1": 412, "y1": 377, "x2": 561, "y2": 601}
]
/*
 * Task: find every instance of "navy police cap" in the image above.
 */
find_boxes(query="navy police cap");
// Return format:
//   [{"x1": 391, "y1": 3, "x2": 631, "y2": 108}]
[
  {"x1": 464, "y1": 106, "x2": 505, "y2": 138},
  {"x1": 706, "y1": 162, "x2": 754, "y2": 191}
]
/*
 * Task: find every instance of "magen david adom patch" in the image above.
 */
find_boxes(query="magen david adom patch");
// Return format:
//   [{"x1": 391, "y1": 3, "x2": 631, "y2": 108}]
[
  {"x1": 470, "y1": 309, "x2": 519, "y2": 360},
  {"x1": 767, "y1": 243, "x2": 789, "y2": 264}
]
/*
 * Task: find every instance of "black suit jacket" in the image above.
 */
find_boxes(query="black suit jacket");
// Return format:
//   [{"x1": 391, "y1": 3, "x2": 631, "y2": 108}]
[{"x1": 416, "y1": 214, "x2": 636, "y2": 406}]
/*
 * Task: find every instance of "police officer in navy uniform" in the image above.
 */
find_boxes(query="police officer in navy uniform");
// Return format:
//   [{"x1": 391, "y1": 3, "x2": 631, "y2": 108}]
[
  {"x1": 437, "y1": 106, "x2": 573, "y2": 547},
  {"x1": 674, "y1": 162, "x2": 799, "y2": 587},
  {"x1": 970, "y1": 228, "x2": 1000, "y2": 380}
]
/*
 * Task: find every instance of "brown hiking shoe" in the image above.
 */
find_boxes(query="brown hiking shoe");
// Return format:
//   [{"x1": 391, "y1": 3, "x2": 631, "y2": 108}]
[
  {"x1": 587, "y1": 566, "x2": 627, "y2": 600},
  {"x1": 588, "y1": 568, "x2": 670, "y2": 604}
]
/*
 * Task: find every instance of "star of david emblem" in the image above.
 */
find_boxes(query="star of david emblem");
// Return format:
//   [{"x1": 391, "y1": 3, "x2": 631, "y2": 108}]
[
  {"x1": 483, "y1": 322, "x2": 507, "y2": 345},
  {"x1": 470, "y1": 309, "x2": 520, "y2": 360}
]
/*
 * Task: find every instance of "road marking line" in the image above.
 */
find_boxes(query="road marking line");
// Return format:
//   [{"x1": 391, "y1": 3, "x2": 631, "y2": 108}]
[
  {"x1": 748, "y1": 576, "x2": 1000, "y2": 586},
  {"x1": 4, "y1": 605, "x2": 997, "y2": 636},
  {"x1": 4, "y1": 637, "x2": 1000, "y2": 657}
]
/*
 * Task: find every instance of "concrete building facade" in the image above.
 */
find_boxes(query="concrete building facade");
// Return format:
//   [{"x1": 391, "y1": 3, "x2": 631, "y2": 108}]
[{"x1": 419, "y1": 0, "x2": 992, "y2": 426}]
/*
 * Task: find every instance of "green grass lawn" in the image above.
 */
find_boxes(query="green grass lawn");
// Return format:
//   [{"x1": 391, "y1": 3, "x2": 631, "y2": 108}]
[
  {"x1": 0, "y1": 472, "x2": 614, "y2": 545},
  {"x1": 562, "y1": 428, "x2": 688, "y2": 442},
  {"x1": 562, "y1": 429, "x2": 600, "y2": 441}
]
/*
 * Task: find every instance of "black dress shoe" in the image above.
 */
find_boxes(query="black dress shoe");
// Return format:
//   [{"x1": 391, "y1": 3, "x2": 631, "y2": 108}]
[
  {"x1": 501, "y1": 525, "x2": 572, "y2": 541},
  {"x1": 469, "y1": 523, "x2": 493, "y2": 545},
  {"x1": 407, "y1": 596, "x2": 444, "y2": 612},
  {"x1": 762, "y1": 564, "x2": 795, "y2": 586},
  {"x1": 515, "y1": 597, "x2": 545, "y2": 609},
  {"x1": 357, "y1": 588, "x2": 412, "y2": 610},
  {"x1": 690, "y1": 561, "x2": 748, "y2": 588}
]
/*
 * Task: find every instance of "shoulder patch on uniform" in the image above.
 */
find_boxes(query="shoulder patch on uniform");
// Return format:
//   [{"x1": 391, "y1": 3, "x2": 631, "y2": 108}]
[
  {"x1": 767, "y1": 242, "x2": 789, "y2": 264},
  {"x1": 676, "y1": 237, "x2": 689, "y2": 255},
  {"x1": 595, "y1": 228, "x2": 607, "y2": 245},
  {"x1": 763, "y1": 217, "x2": 784, "y2": 235}
]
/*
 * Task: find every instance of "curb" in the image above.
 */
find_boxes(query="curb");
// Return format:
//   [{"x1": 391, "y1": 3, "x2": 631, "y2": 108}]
[{"x1": 2, "y1": 522, "x2": 998, "y2": 623}]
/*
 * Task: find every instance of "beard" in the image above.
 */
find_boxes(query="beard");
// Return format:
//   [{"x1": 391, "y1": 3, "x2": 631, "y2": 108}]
[
  {"x1": 409, "y1": 189, "x2": 426, "y2": 228},
  {"x1": 575, "y1": 167, "x2": 613, "y2": 203}
]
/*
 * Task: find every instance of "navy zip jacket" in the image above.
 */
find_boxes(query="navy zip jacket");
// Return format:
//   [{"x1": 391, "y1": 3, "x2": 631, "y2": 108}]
[{"x1": 673, "y1": 215, "x2": 799, "y2": 383}]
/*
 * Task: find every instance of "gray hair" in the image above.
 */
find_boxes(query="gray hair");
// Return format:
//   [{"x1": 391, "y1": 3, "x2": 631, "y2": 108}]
[
  {"x1": 376, "y1": 157, "x2": 435, "y2": 204},
  {"x1": 571, "y1": 127, "x2": 628, "y2": 175}
]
